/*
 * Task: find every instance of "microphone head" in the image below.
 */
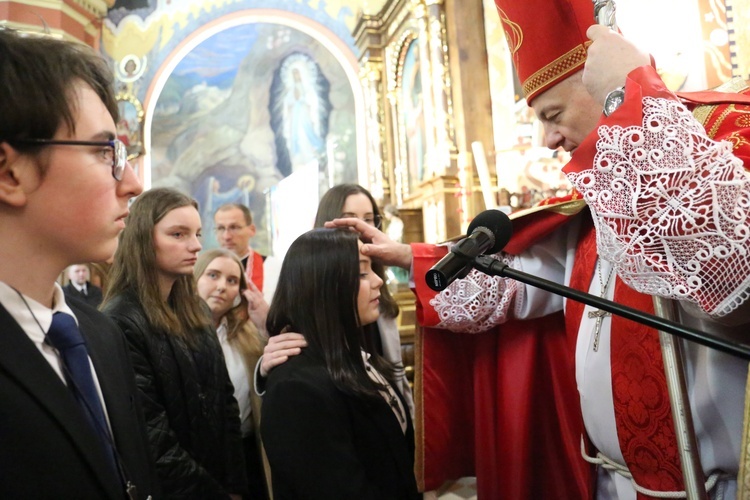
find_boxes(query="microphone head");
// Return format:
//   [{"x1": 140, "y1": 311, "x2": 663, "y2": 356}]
[{"x1": 467, "y1": 209, "x2": 512, "y2": 254}]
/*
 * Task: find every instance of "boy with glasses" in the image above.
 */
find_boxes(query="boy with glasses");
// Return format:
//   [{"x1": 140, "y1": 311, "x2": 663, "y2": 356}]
[{"x1": 0, "y1": 29, "x2": 158, "y2": 498}]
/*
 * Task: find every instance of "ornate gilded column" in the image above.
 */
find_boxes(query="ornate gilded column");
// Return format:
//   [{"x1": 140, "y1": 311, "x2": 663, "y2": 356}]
[
  {"x1": 359, "y1": 60, "x2": 387, "y2": 200},
  {"x1": 422, "y1": 0, "x2": 456, "y2": 179},
  {"x1": 386, "y1": 88, "x2": 407, "y2": 205}
]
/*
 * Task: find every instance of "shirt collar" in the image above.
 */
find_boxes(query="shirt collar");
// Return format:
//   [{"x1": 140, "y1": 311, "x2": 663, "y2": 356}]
[{"x1": 0, "y1": 281, "x2": 77, "y2": 343}]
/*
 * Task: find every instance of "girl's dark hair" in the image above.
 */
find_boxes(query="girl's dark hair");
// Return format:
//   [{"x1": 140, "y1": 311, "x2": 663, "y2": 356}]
[
  {"x1": 313, "y1": 183, "x2": 399, "y2": 318},
  {"x1": 104, "y1": 188, "x2": 209, "y2": 338},
  {"x1": 266, "y1": 228, "x2": 396, "y2": 399}
]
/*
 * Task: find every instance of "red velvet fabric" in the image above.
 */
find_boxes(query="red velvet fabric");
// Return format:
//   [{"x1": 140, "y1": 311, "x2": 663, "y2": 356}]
[
  {"x1": 610, "y1": 279, "x2": 684, "y2": 497},
  {"x1": 412, "y1": 208, "x2": 593, "y2": 499}
]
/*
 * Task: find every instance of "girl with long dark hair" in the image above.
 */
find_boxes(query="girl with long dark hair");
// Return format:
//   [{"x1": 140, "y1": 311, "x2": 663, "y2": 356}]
[
  {"x1": 261, "y1": 228, "x2": 420, "y2": 499},
  {"x1": 260, "y1": 184, "x2": 414, "y2": 416}
]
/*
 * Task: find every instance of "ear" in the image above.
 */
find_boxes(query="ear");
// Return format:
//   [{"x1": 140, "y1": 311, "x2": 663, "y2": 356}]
[
  {"x1": 248, "y1": 223, "x2": 257, "y2": 238},
  {"x1": 0, "y1": 142, "x2": 33, "y2": 208}
]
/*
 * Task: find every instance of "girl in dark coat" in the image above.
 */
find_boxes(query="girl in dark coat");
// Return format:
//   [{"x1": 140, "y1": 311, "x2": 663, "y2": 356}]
[
  {"x1": 102, "y1": 187, "x2": 246, "y2": 499},
  {"x1": 261, "y1": 228, "x2": 420, "y2": 500}
]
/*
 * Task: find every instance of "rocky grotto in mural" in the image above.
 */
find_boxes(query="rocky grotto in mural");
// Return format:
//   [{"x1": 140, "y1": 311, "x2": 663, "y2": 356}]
[{"x1": 148, "y1": 22, "x2": 356, "y2": 252}]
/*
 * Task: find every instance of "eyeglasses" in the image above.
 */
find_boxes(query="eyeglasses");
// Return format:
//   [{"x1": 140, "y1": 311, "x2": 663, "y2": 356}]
[
  {"x1": 10, "y1": 138, "x2": 128, "y2": 181},
  {"x1": 214, "y1": 224, "x2": 247, "y2": 235},
  {"x1": 341, "y1": 213, "x2": 382, "y2": 229}
]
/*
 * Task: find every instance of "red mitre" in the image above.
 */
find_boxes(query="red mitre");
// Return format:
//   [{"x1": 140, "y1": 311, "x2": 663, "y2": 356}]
[{"x1": 494, "y1": 0, "x2": 595, "y2": 103}]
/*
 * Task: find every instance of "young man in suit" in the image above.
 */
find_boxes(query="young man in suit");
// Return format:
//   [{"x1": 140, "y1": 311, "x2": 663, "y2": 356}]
[
  {"x1": 0, "y1": 29, "x2": 158, "y2": 498},
  {"x1": 63, "y1": 264, "x2": 104, "y2": 308}
]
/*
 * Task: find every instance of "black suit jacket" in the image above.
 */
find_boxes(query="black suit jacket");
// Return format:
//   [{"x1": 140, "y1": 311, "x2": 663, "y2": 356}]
[
  {"x1": 63, "y1": 281, "x2": 103, "y2": 308},
  {"x1": 261, "y1": 350, "x2": 421, "y2": 500},
  {"x1": 0, "y1": 300, "x2": 159, "y2": 499}
]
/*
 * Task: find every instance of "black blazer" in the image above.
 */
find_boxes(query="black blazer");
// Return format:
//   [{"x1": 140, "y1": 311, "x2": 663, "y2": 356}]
[
  {"x1": 0, "y1": 300, "x2": 159, "y2": 499},
  {"x1": 261, "y1": 350, "x2": 421, "y2": 500},
  {"x1": 63, "y1": 281, "x2": 103, "y2": 308}
]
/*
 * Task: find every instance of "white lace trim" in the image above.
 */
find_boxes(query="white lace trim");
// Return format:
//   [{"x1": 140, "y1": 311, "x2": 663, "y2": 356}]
[
  {"x1": 567, "y1": 96, "x2": 750, "y2": 317},
  {"x1": 429, "y1": 254, "x2": 520, "y2": 333}
]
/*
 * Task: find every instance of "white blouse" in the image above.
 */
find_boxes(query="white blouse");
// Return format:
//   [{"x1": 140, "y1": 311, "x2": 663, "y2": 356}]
[{"x1": 216, "y1": 319, "x2": 253, "y2": 437}]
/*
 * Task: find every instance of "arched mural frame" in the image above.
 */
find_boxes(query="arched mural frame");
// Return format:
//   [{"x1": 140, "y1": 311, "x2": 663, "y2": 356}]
[
  {"x1": 392, "y1": 31, "x2": 425, "y2": 200},
  {"x1": 384, "y1": 28, "x2": 420, "y2": 204},
  {"x1": 141, "y1": 8, "x2": 367, "y2": 190}
]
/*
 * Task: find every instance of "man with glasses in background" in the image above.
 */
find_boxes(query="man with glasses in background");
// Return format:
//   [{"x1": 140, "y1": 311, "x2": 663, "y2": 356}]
[
  {"x1": 0, "y1": 28, "x2": 158, "y2": 498},
  {"x1": 214, "y1": 203, "x2": 266, "y2": 290}
]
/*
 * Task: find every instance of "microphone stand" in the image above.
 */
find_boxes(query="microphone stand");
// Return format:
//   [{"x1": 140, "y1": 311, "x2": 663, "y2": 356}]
[{"x1": 472, "y1": 254, "x2": 750, "y2": 360}]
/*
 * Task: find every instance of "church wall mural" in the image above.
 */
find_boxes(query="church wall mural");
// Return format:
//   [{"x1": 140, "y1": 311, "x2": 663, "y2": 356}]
[{"x1": 103, "y1": 1, "x2": 364, "y2": 256}]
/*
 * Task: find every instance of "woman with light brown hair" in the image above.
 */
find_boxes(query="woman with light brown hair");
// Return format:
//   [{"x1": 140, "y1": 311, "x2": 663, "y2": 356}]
[{"x1": 194, "y1": 248, "x2": 270, "y2": 499}]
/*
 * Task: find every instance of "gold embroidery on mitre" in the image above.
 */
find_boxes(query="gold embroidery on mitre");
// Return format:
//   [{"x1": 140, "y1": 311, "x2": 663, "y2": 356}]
[
  {"x1": 497, "y1": 8, "x2": 523, "y2": 69},
  {"x1": 522, "y1": 43, "x2": 590, "y2": 99}
]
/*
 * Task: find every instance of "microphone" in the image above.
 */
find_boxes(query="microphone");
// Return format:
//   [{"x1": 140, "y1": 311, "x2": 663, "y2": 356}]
[{"x1": 426, "y1": 209, "x2": 513, "y2": 291}]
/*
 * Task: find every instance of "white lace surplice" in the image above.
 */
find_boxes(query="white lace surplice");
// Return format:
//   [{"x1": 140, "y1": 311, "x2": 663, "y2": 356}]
[{"x1": 567, "y1": 97, "x2": 750, "y2": 318}]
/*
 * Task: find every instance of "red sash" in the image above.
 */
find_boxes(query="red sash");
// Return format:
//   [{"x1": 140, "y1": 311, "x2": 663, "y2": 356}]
[{"x1": 566, "y1": 217, "x2": 684, "y2": 498}]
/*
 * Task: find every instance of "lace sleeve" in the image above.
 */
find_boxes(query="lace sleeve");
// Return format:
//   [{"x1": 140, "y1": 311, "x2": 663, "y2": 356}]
[
  {"x1": 566, "y1": 96, "x2": 750, "y2": 317},
  {"x1": 429, "y1": 254, "x2": 522, "y2": 333}
]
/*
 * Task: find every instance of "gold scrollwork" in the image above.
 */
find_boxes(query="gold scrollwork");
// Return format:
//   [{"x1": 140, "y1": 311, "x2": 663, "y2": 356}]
[{"x1": 114, "y1": 92, "x2": 145, "y2": 161}]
